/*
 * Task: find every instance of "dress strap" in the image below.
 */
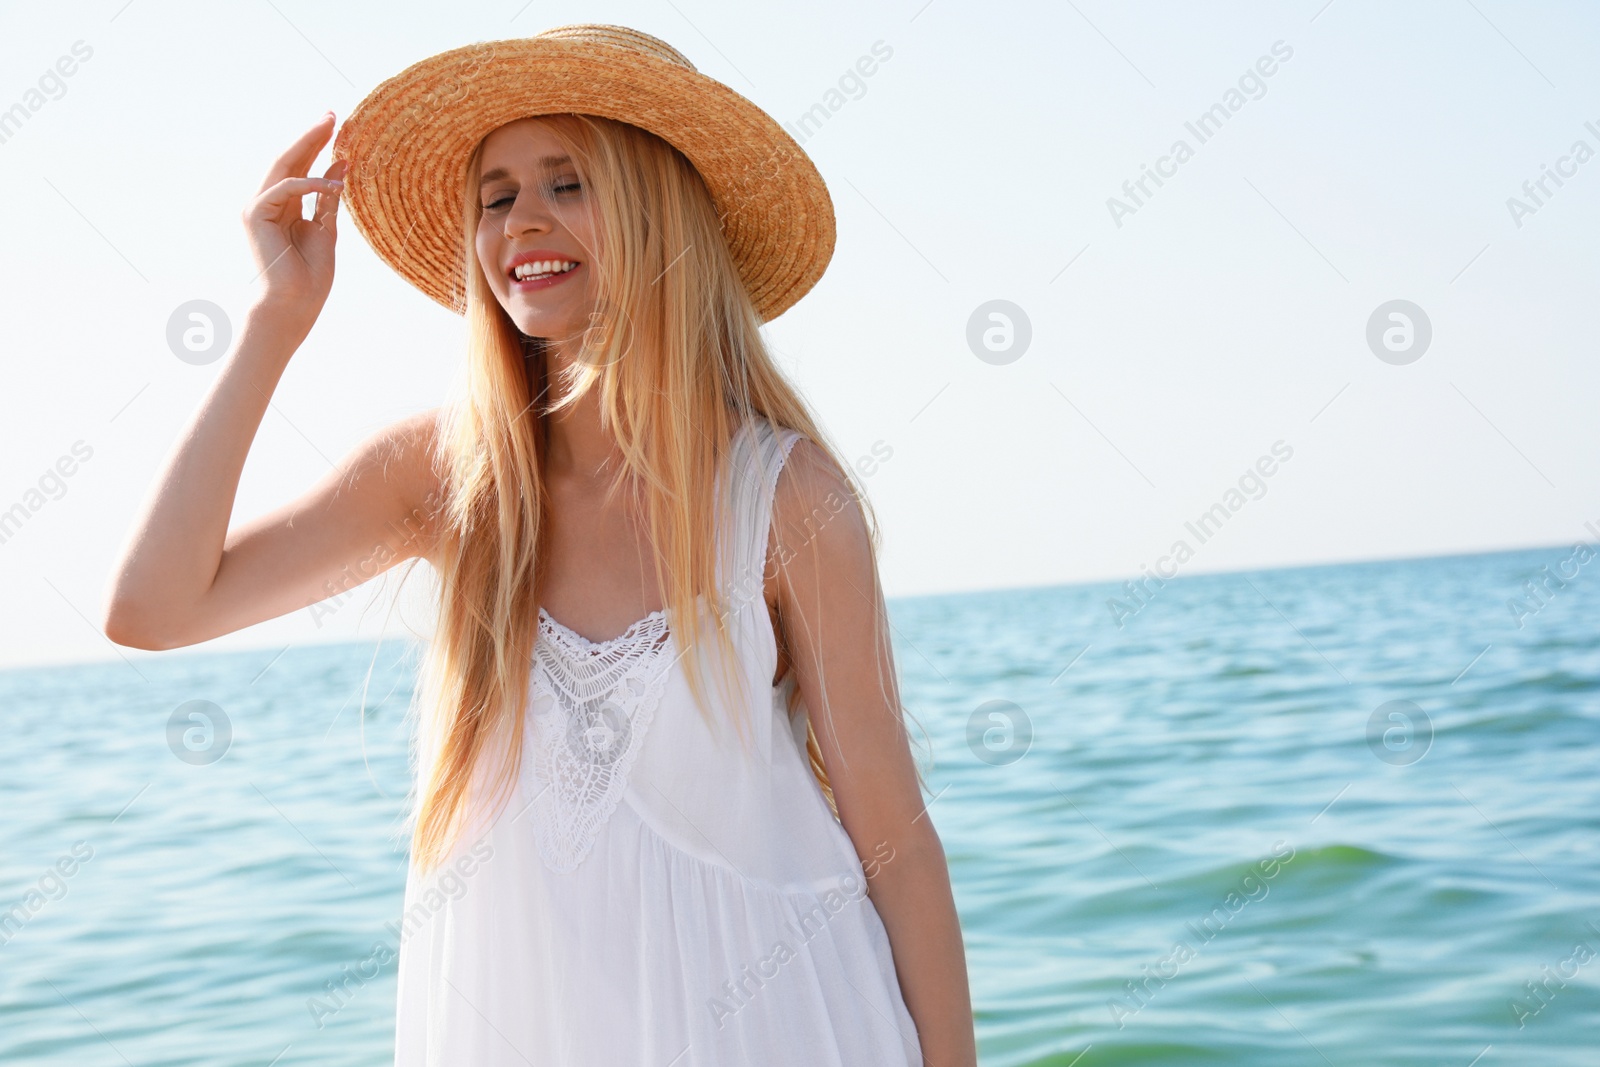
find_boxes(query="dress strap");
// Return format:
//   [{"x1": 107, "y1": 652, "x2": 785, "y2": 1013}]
[{"x1": 721, "y1": 415, "x2": 804, "y2": 617}]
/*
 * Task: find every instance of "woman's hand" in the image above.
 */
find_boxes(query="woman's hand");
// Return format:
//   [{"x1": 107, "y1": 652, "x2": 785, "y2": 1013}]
[{"x1": 244, "y1": 112, "x2": 348, "y2": 329}]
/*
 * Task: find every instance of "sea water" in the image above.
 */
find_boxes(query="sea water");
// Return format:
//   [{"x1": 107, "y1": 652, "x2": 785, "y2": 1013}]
[{"x1": 1, "y1": 544, "x2": 1596, "y2": 1065}]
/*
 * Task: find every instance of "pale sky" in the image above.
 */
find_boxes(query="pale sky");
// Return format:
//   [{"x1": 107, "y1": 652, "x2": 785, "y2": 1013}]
[{"x1": 2, "y1": 0, "x2": 1596, "y2": 669}]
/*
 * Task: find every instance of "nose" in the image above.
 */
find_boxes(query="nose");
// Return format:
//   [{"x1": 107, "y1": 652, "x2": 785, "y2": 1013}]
[{"x1": 502, "y1": 188, "x2": 555, "y2": 240}]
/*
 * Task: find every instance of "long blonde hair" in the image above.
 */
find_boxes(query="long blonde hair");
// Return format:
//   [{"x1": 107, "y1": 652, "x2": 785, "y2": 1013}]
[{"x1": 401, "y1": 113, "x2": 923, "y2": 872}]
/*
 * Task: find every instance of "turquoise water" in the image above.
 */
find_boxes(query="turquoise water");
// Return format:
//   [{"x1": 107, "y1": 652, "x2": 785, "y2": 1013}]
[{"x1": 2, "y1": 545, "x2": 1597, "y2": 1065}]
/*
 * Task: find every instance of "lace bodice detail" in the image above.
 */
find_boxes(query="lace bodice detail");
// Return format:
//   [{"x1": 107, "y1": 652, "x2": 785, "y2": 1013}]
[
  {"x1": 518, "y1": 415, "x2": 802, "y2": 877},
  {"x1": 524, "y1": 607, "x2": 675, "y2": 874}
]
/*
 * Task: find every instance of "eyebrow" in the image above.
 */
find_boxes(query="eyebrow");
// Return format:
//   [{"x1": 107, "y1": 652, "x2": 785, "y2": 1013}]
[{"x1": 478, "y1": 156, "x2": 575, "y2": 187}]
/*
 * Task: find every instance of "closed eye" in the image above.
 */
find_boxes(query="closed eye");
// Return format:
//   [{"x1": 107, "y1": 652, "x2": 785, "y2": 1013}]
[{"x1": 482, "y1": 182, "x2": 583, "y2": 213}]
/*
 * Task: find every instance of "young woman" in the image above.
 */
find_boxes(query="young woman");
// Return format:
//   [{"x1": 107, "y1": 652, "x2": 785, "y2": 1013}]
[{"x1": 104, "y1": 24, "x2": 975, "y2": 1067}]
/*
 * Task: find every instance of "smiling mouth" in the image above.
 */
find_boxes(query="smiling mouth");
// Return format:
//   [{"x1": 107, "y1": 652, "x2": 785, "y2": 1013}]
[{"x1": 510, "y1": 259, "x2": 580, "y2": 282}]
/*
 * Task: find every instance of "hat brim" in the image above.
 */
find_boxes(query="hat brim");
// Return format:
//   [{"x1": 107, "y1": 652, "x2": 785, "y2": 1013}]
[{"x1": 330, "y1": 36, "x2": 835, "y2": 323}]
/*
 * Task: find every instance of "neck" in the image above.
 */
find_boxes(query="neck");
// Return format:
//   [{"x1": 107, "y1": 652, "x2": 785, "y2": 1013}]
[{"x1": 536, "y1": 346, "x2": 623, "y2": 486}]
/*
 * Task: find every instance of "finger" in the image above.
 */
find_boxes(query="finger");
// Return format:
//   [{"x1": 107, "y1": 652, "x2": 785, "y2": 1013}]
[
  {"x1": 257, "y1": 113, "x2": 336, "y2": 195},
  {"x1": 248, "y1": 175, "x2": 345, "y2": 222},
  {"x1": 313, "y1": 159, "x2": 347, "y2": 230},
  {"x1": 313, "y1": 173, "x2": 342, "y2": 233},
  {"x1": 256, "y1": 121, "x2": 330, "y2": 197},
  {"x1": 313, "y1": 158, "x2": 348, "y2": 233},
  {"x1": 275, "y1": 114, "x2": 335, "y2": 186}
]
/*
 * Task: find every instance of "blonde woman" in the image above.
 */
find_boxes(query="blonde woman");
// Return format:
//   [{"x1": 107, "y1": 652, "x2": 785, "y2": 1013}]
[{"x1": 104, "y1": 25, "x2": 974, "y2": 1067}]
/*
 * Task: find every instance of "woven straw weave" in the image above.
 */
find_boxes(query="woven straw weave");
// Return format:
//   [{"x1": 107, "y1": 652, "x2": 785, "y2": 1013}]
[{"x1": 330, "y1": 24, "x2": 835, "y2": 323}]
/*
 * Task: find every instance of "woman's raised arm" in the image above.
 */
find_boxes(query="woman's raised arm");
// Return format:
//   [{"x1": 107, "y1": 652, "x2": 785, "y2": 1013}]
[{"x1": 101, "y1": 115, "x2": 443, "y2": 651}]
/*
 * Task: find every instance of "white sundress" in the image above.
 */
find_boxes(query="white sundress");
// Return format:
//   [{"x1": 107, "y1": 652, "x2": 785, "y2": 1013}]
[{"x1": 391, "y1": 414, "x2": 925, "y2": 1066}]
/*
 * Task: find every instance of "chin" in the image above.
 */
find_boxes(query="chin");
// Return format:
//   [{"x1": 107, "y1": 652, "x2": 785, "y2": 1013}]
[{"x1": 493, "y1": 298, "x2": 547, "y2": 334}]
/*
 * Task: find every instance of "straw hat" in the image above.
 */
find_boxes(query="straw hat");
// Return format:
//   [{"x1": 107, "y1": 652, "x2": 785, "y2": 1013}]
[{"x1": 330, "y1": 24, "x2": 836, "y2": 323}]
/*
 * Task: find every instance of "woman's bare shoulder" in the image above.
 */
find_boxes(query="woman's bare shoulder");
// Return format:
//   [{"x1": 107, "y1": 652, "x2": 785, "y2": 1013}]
[
  {"x1": 773, "y1": 437, "x2": 866, "y2": 540},
  {"x1": 768, "y1": 436, "x2": 873, "y2": 588}
]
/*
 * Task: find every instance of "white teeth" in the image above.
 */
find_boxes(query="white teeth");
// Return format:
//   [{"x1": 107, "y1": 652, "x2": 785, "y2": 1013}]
[{"x1": 513, "y1": 259, "x2": 577, "y2": 280}]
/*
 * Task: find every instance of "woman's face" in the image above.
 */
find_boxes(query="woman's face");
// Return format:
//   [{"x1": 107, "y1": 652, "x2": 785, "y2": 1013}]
[{"x1": 474, "y1": 117, "x2": 600, "y2": 350}]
